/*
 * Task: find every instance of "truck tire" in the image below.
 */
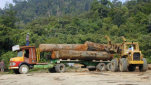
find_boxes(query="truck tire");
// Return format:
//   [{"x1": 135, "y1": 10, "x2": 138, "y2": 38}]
[
  {"x1": 19, "y1": 65, "x2": 29, "y2": 74},
  {"x1": 55, "y1": 63, "x2": 66, "y2": 73},
  {"x1": 111, "y1": 58, "x2": 118, "y2": 72},
  {"x1": 119, "y1": 58, "x2": 127, "y2": 72},
  {"x1": 88, "y1": 68, "x2": 96, "y2": 71},
  {"x1": 96, "y1": 63, "x2": 106, "y2": 71},
  {"x1": 128, "y1": 65, "x2": 136, "y2": 72},
  {"x1": 107, "y1": 63, "x2": 111, "y2": 71},
  {"x1": 139, "y1": 58, "x2": 148, "y2": 72}
]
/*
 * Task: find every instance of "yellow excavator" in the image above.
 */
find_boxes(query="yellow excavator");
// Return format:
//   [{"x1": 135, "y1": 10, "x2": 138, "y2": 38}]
[{"x1": 106, "y1": 36, "x2": 148, "y2": 72}]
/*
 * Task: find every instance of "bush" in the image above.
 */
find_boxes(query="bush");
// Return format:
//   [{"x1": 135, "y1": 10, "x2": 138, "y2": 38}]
[{"x1": 0, "y1": 51, "x2": 17, "y2": 70}]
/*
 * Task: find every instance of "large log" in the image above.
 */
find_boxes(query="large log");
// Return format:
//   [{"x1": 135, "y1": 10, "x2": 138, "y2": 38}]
[
  {"x1": 85, "y1": 41, "x2": 107, "y2": 51},
  {"x1": 51, "y1": 50, "x2": 113, "y2": 61},
  {"x1": 39, "y1": 44, "x2": 88, "y2": 52}
]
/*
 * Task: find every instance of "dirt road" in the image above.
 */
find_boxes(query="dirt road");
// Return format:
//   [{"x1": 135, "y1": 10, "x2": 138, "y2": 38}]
[{"x1": 0, "y1": 70, "x2": 151, "y2": 85}]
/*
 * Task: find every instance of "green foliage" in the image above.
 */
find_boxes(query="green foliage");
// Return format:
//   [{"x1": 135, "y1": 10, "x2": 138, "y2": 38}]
[
  {"x1": 0, "y1": 10, "x2": 19, "y2": 55},
  {"x1": 0, "y1": 0, "x2": 151, "y2": 69},
  {"x1": 0, "y1": 51, "x2": 17, "y2": 69},
  {"x1": 2, "y1": 0, "x2": 93, "y2": 23},
  {"x1": 0, "y1": 10, "x2": 17, "y2": 28},
  {"x1": 114, "y1": 54, "x2": 120, "y2": 58}
]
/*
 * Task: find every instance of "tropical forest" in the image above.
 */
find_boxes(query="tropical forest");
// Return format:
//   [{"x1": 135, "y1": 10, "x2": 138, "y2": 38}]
[{"x1": 0, "y1": 0, "x2": 151, "y2": 68}]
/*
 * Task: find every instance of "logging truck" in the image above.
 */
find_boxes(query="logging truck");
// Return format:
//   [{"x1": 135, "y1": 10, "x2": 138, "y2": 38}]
[{"x1": 9, "y1": 36, "x2": 147, "y2": 74}]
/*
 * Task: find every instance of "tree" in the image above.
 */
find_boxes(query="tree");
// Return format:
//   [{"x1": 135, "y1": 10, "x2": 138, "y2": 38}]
[
  {"x1": 0, "y1": 10, "x2": 17, "y2": 28},
  {"x1": 0, "y1": 10, "x2": 18, "y2": 55}
]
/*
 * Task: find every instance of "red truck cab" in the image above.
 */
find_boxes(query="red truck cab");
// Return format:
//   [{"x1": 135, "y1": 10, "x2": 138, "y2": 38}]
[{"x1": 9, "y1": 46, "x2": 37, "y2": 74}]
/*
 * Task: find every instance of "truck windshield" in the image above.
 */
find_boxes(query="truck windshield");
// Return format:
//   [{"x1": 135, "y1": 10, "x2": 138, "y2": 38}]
[{"x1": 17, "y1": 51, "x2": 23, "y2": 57}]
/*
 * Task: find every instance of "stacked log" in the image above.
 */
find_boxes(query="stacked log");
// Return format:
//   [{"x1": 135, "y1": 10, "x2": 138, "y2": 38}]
[
  {"x1": 84, "y1": 41, "x2": 107, "y2": 51},
  {"x1": 39, "y1": 41, "x2": 113, "y2": 60},
  {"x1": 51, "y1": 50, "x2": 113, "y2": 60},
  {"x1": 39, "y1": 44, "x2": 88, "y2": 52}
]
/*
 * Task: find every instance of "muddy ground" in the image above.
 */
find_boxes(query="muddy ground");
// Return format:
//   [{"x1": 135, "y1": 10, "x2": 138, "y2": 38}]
[{"x1": 0, "y1": 69, "x2": 151, "y2": 85}]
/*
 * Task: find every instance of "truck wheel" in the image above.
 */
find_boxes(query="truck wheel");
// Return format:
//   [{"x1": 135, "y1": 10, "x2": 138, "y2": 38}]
[
  {"x1": 88, "y1": 68, "x2": 96, "y2": 71},
  {"x1": 139, "y1": 58, "x2": 148, "y2": 72},
  {"x1": 96, "y1": 63, "x2": 106, "y2": 71},
  {"x1": 19, "y1": 65, "x2": 29, "y2": 74},
  {"x1": 107, "y1": 63, "x2": 111, "y2": 71},
  {"x1": 128, "y1": 65, "x2": 136, "y2": 72},
  {"x1": 119, "y1": 58, "x2": 127, "y2": 72},
  {"x1": 111, "y1": 58, "x2": 118, "y2": 72},
  {"x1": 13, "y1": 69, "x2": 20, "y2": 74},
  {"x1": 55, "y1": 63, "x2": 66, "y2": 73}
]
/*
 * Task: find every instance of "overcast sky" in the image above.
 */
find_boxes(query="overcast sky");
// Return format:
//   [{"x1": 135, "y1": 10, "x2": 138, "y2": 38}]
[
  {"x1": 0, "y1": 0, "x2": 126, "y2": 9},
  {"x1": 0, "y1": 0, "x2": 14, "y2": 9}
]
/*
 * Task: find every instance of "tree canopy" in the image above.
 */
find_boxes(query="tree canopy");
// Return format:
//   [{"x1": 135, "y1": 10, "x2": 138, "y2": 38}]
[{"x1": 0, "y1": 0, "x2": 151, "y2": 65}]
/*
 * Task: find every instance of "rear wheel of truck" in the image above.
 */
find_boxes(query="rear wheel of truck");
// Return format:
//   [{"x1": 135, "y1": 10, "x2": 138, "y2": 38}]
[
  {"x1": 96, "y1": 63, "x2": 106, "y2": 71},
  {"x1": 119, "y1": 58, "x2": 127, "y2": 72},
  {"x1": 111, "y1": 58, "x2": 118, "y2": 72},
  {"x1": 19, "y1": 65, "x2": 29, "y2": 74},
  {"x1": 128, "y1": 65, "x2": 136, "y2": 72},
  {"x1": 107, "y1": 63, "x2": 111, "y2": 71},
  {"x1": 55, "y1": 63, "x2": 66, "y2": 73},
  {"x1": 139, "y1": 58, "x2": 148, "y2": 72}
]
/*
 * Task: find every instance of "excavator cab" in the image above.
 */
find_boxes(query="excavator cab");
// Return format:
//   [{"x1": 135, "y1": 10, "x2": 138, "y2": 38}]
[{"x1": 122, "y1": 41, "x2": 143, "y2": 63}]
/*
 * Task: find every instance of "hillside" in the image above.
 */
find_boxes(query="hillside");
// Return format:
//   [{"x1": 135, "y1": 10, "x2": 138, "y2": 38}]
[
  {"x1": 4, "y1": 0, "x2": 93, "y2": 23},
  {"x1": 0, "y1": 0, "x2": 151, "y2": 67}
]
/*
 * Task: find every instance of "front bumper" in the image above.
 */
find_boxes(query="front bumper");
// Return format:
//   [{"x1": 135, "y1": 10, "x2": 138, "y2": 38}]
[
  {"x1": 9, "y1": 66, "x2": 19, "y2": 69},
  {"x1": 128, "y1": 61, "x2": 144, "y2": 64}
]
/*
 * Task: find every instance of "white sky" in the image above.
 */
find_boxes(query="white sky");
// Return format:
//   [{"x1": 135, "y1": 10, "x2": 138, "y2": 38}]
[
  {"x1": 0, "y1": 0, "x2": 14, "y2": 9},
  {"x1": 0, "y1": 0, "x2": 126, "y2": 9}
]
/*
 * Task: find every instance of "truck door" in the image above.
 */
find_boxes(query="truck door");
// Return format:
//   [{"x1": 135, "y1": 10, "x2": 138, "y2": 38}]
[
  {"x1": 24, "y1": 49, "x2": 30, "y2": 63},
  {"x1": 29, "y1": 48, "x2": 37, "y2": 64}
]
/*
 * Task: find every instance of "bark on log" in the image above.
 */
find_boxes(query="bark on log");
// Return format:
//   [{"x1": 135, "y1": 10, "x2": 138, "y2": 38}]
[
  {"x1": 39, "y1": 44, "x2": 88, "y2": 52},
  {"x1": 51, "y1": 50, "x2": 113, "y2": 61}
]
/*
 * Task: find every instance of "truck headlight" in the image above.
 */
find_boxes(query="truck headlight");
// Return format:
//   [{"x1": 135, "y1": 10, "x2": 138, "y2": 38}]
[{"x1": 10, "y1": 62, "x2": 16, "y2": 66}]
